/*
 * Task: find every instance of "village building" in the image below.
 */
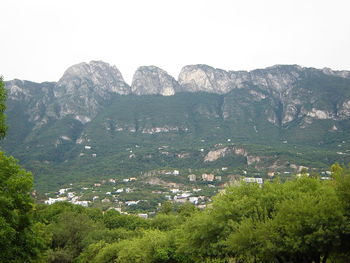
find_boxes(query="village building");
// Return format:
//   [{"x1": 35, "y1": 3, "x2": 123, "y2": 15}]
[
  {"x1": 202, "y1": 173, "x2": 215, "y2": 181},
  {"x1": 44, "y1": 197, "x2": 67, "y2": 205},
  {"x1": 72, "y1": 200, "x2": 89, "y2": 207},
  {"x1": 170, "y1": 188, "x2": 180, "y2": 194},
  {"x1": 189, "y1": 196, "x2": 199, "y2": 204},
  {"x1": 58, "y1": 188, "x2": 68, "y2": 195},
  {"x1": 215, "y1": 176, "x2": 222, "y2": 181},
  {"x1": 188, "y1": 174, "x2": 196, "y2": 181},
  {"x1": 267, "y1": 171, "x2": 275, "y2": 177},
  {"x1": 137, "y1": 213, "x2": 148, "y2": 219},
  {"x1": 125, "y1": 200, "x2": 139, "y2": 206}
]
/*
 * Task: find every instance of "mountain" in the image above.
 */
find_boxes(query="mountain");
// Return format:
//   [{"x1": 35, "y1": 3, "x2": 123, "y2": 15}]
[
  {"x1": 1, "y1": 61, "x2": 350, "y2": 193},
  {"x1": 131, "y1": 66, "x2": 180, "y2": 96}
]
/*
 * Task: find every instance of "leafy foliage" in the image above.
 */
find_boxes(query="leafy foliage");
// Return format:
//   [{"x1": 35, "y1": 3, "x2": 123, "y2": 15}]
[{"x1": 0, "y1": 152, "x2": 49, "y2": 262}]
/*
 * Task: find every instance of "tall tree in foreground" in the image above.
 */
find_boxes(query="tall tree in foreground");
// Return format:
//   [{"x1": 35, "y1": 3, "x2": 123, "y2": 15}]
[
  {"x1": 0, "y1": 77, "x2": 48, "y2": 262},
  {"x1": 177, "y1": 176, "x2": 350, "y2": 263},
  {"x1": 0, "y1": 76, "x2": 7, "y2": 138}
]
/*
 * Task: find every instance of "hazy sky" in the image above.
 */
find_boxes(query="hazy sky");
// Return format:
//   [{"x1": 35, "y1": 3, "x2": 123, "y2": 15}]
[{"x1": 1, "y1": 0, "x2": 350, "y2": 84}]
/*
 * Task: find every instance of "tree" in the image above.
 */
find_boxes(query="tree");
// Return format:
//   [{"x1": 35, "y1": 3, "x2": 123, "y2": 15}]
[
  {"x1": 0, "y1": 77, "x2": 48, "y2": 262},
  {"x1": 0, "y1": 152, "x2": 49, "y2": 262},
  {"x1": 0, "y1": 76, "x2": 7, "y2": 139},
  {"x1": 177, "y1": 177, "x2": 350, "y2": 263},
  {"x1": 48, "y1": 211, "x2": 98, "y2": 262},
  {"x1": 226, "y1": 178, "x2": 345, "y2": 263}
]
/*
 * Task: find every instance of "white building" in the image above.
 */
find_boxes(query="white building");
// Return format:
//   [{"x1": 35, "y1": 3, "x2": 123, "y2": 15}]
[
  {"x1": 170, "y1": 189, "x2": 180, "y2": 194},
  {"x1": 188, "y1": 174, "x2": 196, "y2": 182},
  {"x1": 125, "y1": 201, "x2": 139, "y2": 206},
  {"x1": 72, "y1": 200, "x2": 89, "y2": 207},
  {"x1": 44, "y1": 197, "x2": 67, "y2": 205},
  {"x1": 179, "y1": 192, "x2": 192, "y2": 198},
  {"x1": 137, "y1": 213, "x2": 148, "y2": 219},
  {"x1": 189, "y1": 196, "x2": 199, "y2": 204},
  {"x1": 202, "y1": 173, "x2": 214, "y2": 182},
  {"x1": 58, "y1": 188, "x2": 68, "y2": 195}
]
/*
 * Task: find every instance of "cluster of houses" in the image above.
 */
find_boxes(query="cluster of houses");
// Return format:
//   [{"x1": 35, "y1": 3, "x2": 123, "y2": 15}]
[
  {"x1": 44, "y1": 188, "x2": 89, "y2": 207},
  {"x1": 43, "y1": 172, "x2": 265, "y2": 210},
  {"x1": 43, "y1": 164, "x2": 334, "y2": 220},
  {"x1": 188, "y1": 173, "x2": 222, "y2": 182}
]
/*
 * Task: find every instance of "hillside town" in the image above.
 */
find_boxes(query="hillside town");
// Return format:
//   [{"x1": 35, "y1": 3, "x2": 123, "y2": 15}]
[{"x1": 43, "y1": 167, "x2": 332, "y2": 217}]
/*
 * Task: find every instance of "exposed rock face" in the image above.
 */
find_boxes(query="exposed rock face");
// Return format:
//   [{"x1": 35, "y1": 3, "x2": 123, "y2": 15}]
[
  {"x1": 178, "y1": 64, "x2": 305, "y2": 95},
  {"x1": 178, "y1": 64, "x2": 350, "y2": 127},
  {"x1": 204, "y1": 147, "x2": 231, "y2": 162},
  {"x1": 339, "y1": 100, "x2": 350, "y2": 118},
  {"x1": 203, "y1": 146, "x2": 263, "y2": 166},
  {"x1": 306, "y1": 108, "x2": 332, "y2": 119},
  {"x1": 5, "y1": 61, "x2": 350, "y2": 130},
  {"x1": 178, "y1": 64, "x2": 305, "y2": 126},
  {"x1": 5, "y1": 61, "x2": 130, "y2": 125},
  {"x1": 322, "y1": 68, "x2": 350, "y2": 79},
  {"x1": 233, "y1": 147, "x2": 248, "y2": 157},
  {"x1": 178, "y1": 65, "x2": 236, "y2": 94},
  {"x1": 5, "y1": 79, "x2": 57, "y2": 126},
  {"x1": 131, "y1": 66, "x2": 180, "y2": 96},
  {"x1": 54, "y1": 61, "x2": 130, "y2": 123},
  {"x1": 247, "y1": 156, "x2": 261, "y2": 165}
]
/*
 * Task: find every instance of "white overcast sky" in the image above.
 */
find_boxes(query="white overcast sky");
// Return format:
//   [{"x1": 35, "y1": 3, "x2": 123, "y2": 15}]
[{"x1": 1, "y1": 0, "x2": 350, "y2": 83}]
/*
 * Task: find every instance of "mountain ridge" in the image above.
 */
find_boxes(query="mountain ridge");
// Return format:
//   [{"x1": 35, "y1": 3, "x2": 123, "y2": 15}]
[
  {"x1": 2, "y1": 61, "x2": 350, "y2": 192},
  {"x1": 5, "y1": 61, "x2": 350, "y2": 128}
]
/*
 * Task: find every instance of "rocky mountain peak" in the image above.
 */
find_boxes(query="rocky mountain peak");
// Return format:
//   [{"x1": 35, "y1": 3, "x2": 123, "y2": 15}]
[
  {"x1": 56, "y1": 60, "x2": 130, "y2": 96},
  {"x1": 131, "y1": 66, "x2": 180, "y2": 96},
  {"x1": 5, "y1": 61, "x2": 350, "y2": 129},
  {"x1": 178, "y1": 64, "x2": 306, "y2": 95},
  {"x1": 49, "y1": 61, "x2": 130, "y2": 123},
  {"x1": 178, "y1": 64, "x2": 235, "y2": 94},
  {"x1": 321, "y1": 67, "x2": 350, "y2": 79}
]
